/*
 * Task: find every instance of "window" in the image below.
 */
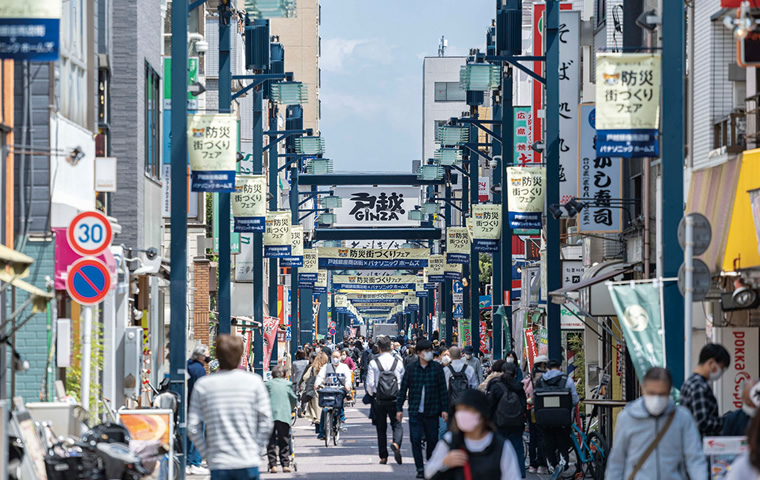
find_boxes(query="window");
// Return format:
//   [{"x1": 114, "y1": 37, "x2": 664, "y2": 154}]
[
  {"x1": 145, "y1": 62, "x2": 161, "y2": 180},
  {"x1": 595, "y1": 0, "x2": 606, "y2": 29},
  {"x1": 434, "y1": 82, "x2": 466, "y2": 102},
  {"x1": 60, "y1": 0, "x2": 89, "y2": 126}
]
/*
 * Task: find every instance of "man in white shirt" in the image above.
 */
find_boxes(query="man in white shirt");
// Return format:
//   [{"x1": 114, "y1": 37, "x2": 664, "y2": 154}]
[
  {"x1": 366, "y1": 336, "x2": 406, "y2": 465},
  {"x1": 315, "y1": 350, "x2": 352, "y2": 440},
  {"x1": 443, "y1": 347, "x2": 479, "y2": 390}
]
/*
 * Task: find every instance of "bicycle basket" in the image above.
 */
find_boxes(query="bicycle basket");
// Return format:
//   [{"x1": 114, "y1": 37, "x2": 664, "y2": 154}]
[{"x1": 318, "y1": 388, "x2": 345, "y2": 409}]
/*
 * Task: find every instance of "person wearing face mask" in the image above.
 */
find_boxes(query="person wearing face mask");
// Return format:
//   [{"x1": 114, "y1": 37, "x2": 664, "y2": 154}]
[
  {"x1": 440, "y1": 349, "x2": 451, "y2": 367},
  {"x1": 397, "y1": 339, "x2": 449, "y2": 478},
  {"x1": 315, "y1": 350, "x2": 352, "y2": 440},
  {"x1": 680, "y1": 343, "x2": 731, "y2": 437},
  {"x1": 505, "y1": 351, "x2": 524, "y2": 381},
  {"x1": 424, "y1": 389, "x2": 521, "y2": 480},
  {"x1": 186, "y1": 344, "x2": 211, "y2": 475},
  {"x1": 340, "y1": 348, "x2": 356, "y2": 371},
  {"x1": 605, "y1": 367, "x2": 706, "y2": 480},
  {"x1": 462, "y1": 345, "x2": 484, "y2": 384},
  {"x1": 722, "y1": 378, "x2": 759, "y2": 436}
]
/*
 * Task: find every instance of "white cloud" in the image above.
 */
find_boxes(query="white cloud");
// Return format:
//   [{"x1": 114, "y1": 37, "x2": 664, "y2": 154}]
[{"x1": 321, "y1": 37, "x2": 395, "y2": 73}]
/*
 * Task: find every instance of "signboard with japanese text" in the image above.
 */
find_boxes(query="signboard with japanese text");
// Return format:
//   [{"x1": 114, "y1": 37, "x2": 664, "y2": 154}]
[
  {"x1": 313, "y1": 270, "x2": 328, "y2": 294},
  {"x1": 404, "y1": 294, "x2": 419, "y2": 312},
  {"x1": 459, "y1": 318, "x2": 472, "y2": 347},
  {"x1": 472, "y1": 204, "x2": 502, "y2": 253},
  {"x1": 332, "y1": 186, "x2": 421, "y2": 227},
  {"x1": 232, "y1": 175, "x2": 267, "y2": 232},
  {"x1": 299, "y1": 249, "x2": 319, "y2": 286},
  {"x1": 188, "y1": 114, "x2": 237, "y2": 192},
  {"x1": 595, "y1": 53, "x2": 661, "y2": 158},
  {"x1": 318, "y1": 247, "x2": 429, "y2": 269},
  {"x1": 578, "y1": 103, "x2": 623, "y2": 232},
  {"x1": 335, "y1": 294, "x2": 349, "y2": 313},
  {"x1": 281, "y1": 225, "x2": 304, "y2": 267},
  {"x1": 478, "y1": 177, "x2": 490, "y2": 203},
  {"x1": 561, "y1": 302, "x2": 585, "y2": 329},
  {"x1": 514, "y1": 106, "x2": 534, "y2": 164},
  {"x1": 558, "y1": 11, "x2": 581, "y2": 204},
  {"x1": 562, "y1": 260, "x2": 584, "y2": 287},
  {"x1": 345, "y1": 240, "x2": 403, "y2": 249},
  {"x1": 332, "y1": 275, "x2": 417, "y2": 292},
  {"x1": 446, "y1": 227, "x2": 471, "y2": 264},
  {"x1": 428, "y1": 255, "x2": 445, "y2": 283},
  {"x1": 0, "y1": 1, "x2": 60, "y2": 61},
  {"x1": 264, "y1": 212, "x2": 292, "y2": 258},
  {"x1": 415, "y1": 278, "x2": 428, "y2": 298},
  {"x1": 445, "y1": 262, "x2": 462, "y2": 280},
  {"x1": 507, "y1": 167, "x2": 545, "y2": 229}
]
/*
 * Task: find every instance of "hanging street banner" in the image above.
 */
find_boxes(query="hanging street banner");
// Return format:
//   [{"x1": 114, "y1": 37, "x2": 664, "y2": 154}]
[
  {"x1": 446, "y1": 227, "x2": 471, "y2": 264},
  {"x1": 459, "y1": 318, "x2": 473, "y2": 347},
  {"x1": 427, "y1": 255, "x2": 445, "y2": 283},
  {"x1": 317, "y1": 247, "x2": 429, "y2": 268},
  {"x1": 332, "y1": 186, "x2": 421, "y2": 227},
  {"x1": 578, "y1": 103, "x2": 623, "y2": 233},
  {"x1": 264, "y1": 212, "x2": 292, "y2": 258},
  {"x1": 0, "y1": 1, "x2": 61, "y2": 61},
  {"x1": 595, "y1": 53, "x2": 661, "y2": 158},
  {"x1": 281, "y1": 225, "x2": 304, "y2": 267},
  {"x1": 232, "y1": 175, "x2": 267, "y2": 232},
  {"x1": 445, "y1": 262, "x2": 462, "y2": 281},
  {"x1": 332, "y1": 275, "x2": 417, "y2": 292},
  {"x1": 415, "y1": 278, "x2": 428, "y2": 298},
  {"x1": 507, "y1": 167, "x2": 546, "y2": 229},
  {"x1": 472, "y1": 204, "x2": 502, "y2": 253},
  {"x1": 404, "y1": 294, "x2": 419, "y2": 312},
  {"x1": 299, "y1": 249, "x2": 319, "y2": 287},
  {"x1": 607, "y1": 281, "x2": 666, "y2": 382},
  {"x1": 188, "y1": 114, "x2": 237, "y2": 192},
  {"x1": 313, "y1": 270, "x2": 328, "y2": 294},
  {"x1": 335, "y1": 294, "x2": 349, "y2": 313},
  {"x1": 345, "y1": 240, "x2": 404, "y2": 249},
  {"x1": 262, "y1": 316, "x2": 279, "y2": 367},
  {"x1": 514, "y1": 106, "x2": 534, "y2": 164},
  {"x1": 559, "y1": 11, "x2": 581, "y2": 204}
]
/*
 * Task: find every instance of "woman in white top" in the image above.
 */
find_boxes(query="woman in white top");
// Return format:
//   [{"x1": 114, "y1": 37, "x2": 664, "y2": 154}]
[
  {"x1": 727, "y1": 409, "x2": 760, "y2": 479},
  {"x1": 425, "y1": 389, "x2": 521, "y2": 480}
]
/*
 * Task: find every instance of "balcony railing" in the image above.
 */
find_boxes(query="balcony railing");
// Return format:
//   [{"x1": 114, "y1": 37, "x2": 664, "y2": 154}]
[
  {"x1": 746, "y1": 93, "x2": 760, "y2": 149},
  {"x1": 714, "y1": 110, "x2": 746, "y2": 154}
]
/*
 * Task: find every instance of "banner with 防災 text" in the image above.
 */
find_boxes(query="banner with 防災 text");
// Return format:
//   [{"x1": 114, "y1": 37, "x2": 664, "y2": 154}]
[
  {"x1": 299, "y1": 249, "x2": 319, "y2": 287},
  {"x1": 188, "y1": 114, "x2": 237, "y2": 192},
  {"x1": 446, "y1": 227, "x2": 470, "y2": 264},
  {"x1": 264, "y1": 212, "x2": 292, "y2": 258},
  {"x1": 472, "y1": 204, "x2": 502, "y2": 252},
  {"x1": 507, "y1": 167, "x2": 545, "y2": 229},
  {"x1": 318, "y1": 247, "x2": 428, "y2": 269},
  {"x1": 280, "y1": 225, "x2": 304, "y2": 267},
  {"x1": 232, "y1": 175, "x2": 267, "y2": 232}
]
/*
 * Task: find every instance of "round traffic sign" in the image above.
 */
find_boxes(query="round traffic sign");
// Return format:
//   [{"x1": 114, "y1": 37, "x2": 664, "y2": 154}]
[
  {"x1": 67, "y1": 211, "x2": 113, "y2": 256},
  {"x1": 66, "y1": 257, "x2": 112, "y2": 305},
  {"x1": 329, "y1": 321, "x2": 336, "y2": 329},
  {"x1": 677, "y1": 259, "x2": 712, "y2": 301},
  {"x1": 677, "y1": 213, "x2": 712, "y2": 256},
  {"x1": 329, "y1": 328, "x2": 337, "y2": 336}
]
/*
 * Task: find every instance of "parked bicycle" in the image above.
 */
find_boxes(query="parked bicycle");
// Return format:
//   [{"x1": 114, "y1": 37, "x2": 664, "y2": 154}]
[{"x1": 569, "y1": 403, "x2": 608, "y2": 480}]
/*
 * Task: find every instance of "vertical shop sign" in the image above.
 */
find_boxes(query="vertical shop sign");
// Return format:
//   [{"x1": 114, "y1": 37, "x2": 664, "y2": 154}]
[
  {"x1": 514, "y1": 106, "x2": 533, "y2": 164},
  {"x1": 559, "y1": 11, "x2": 581, "y2": 204}
]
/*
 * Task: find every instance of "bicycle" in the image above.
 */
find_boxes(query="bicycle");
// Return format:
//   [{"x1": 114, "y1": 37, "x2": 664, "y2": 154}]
[
  {"x1": 569, "y1": 404, "x2": 608, "y2": 480},
  {"x1": 318, "y1": 387, "x2": 346, "y2": 447}
]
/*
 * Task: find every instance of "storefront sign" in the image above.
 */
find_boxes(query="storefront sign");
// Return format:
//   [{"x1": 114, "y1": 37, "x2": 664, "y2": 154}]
[
  {"x1": 562, "y1": 260, "x2": 584, "y2": 287},
  {"x1": 232, "y1": 175, "x2": 267, "y2": 232},
  {"x1": 281, "y1": 226, "x2": 304, "y2": 267},
  {"x1": 472, "y1": 204, "x2": 501, "y2": 252},
  {"x1": 188, "y1": 114, "x2": 236, "y2": 191},
  {"x1": 514, "y1": 106, "x2": 533, "y2": 164},
  {"x1": 507, "y1": 167, "x2": 545, "y2": 229},
  {"x1": 559, "y1": 11, "x2": 581, "y2": 204},
  {"x1": 595, "y1": 53, "x2": 661, "y2": 158},
  {"x1": 0, "y1": 1, "x2": 60, "y2": 61},
  {"x1": 459, "y1": 318, "x2": 472, "y2": 347},
  {"x1": 578, "y1": 103, "x2": 623, "y2": 233},
  {"x1": 478, "y1": 177, "x2": 490, "y2": 203},
  {"x1": 299, "y1": 249, "x2": 319, "y2": 286},
  {"x1": 428, "y1": 255, "x2": 445, "y2": 283},
  {"x1": 264, "y1": 212, "x2": 292, "y2": 258},
  {"x1": 721, "y1": 328, "x2": 759, "y2": 413},
  {"x1": 561, "y1": 302, "x2": 584, "y2": 329},
  {"x1": 608, "y1": 282, "x2": 666, "y2": 381},
  {"x1": 331, "y1": 186, "x2": 421, "y2": 227},
  {"x1": 446, "y1": 227, "x2": 471, "y2": 264},
  {"x1": 318, "y1": 247, "x2": 429, "y2": 268}
]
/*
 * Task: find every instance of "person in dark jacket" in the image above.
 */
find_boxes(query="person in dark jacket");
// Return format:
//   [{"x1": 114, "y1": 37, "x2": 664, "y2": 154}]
[
  {"x1": 722, "y1": 378, "x2": 758, "y2": 436},
  {"x1": 186, "y1": 344, "x2": 210, "y2": 474},
  {"x1": 487, "y1": 363, "x2": 527, "y2": 478}
]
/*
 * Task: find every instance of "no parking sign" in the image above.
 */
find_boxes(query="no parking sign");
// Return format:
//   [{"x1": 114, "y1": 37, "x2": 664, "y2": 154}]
[{"x1": 66, "y1": 258, "x2": 111, "y2": 305}]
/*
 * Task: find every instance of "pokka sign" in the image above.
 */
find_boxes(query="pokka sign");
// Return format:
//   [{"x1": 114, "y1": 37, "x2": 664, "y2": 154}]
[{"x1": 332, "y1": 186, "x2": 421, "y2": 227}]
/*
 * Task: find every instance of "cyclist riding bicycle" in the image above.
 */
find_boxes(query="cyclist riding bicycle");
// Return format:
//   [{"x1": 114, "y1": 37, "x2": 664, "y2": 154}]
[{"x1": 315, "y1": 351, "x2": 352, "y2": 442}]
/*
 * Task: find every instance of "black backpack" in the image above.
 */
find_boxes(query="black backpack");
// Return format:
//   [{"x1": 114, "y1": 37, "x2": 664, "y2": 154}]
[
  {"x1": 447, "y1": 365, "x2": 471, "y2": 405},
  {"x1": 375, "y1": 358, "x2": 400, "y2": 406},
  {"x1": 533, "y1": 373, "x2": 573, "y2": 428},
  {"x1": 493, "y1": 382, "x2": 524, "y2": 428}
]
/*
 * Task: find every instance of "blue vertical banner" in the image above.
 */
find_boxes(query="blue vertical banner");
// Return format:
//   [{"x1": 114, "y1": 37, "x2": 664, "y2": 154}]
[{"x1": 0, "y1": 2, "x2": 60, "y2": 61}]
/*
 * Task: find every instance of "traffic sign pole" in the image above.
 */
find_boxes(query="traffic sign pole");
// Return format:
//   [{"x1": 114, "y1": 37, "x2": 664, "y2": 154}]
[{"x1": 81, "y1": 306, "x2": 92, "y2": 413}]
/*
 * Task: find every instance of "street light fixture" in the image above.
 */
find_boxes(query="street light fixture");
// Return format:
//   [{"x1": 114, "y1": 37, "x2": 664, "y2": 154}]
[
  {"x1": 318, "y1": 213, "x2": 336, "y2": 225},
  {"x1": 408, "y1": 209, "x2": 425, "y2": 222},
  {"x1": 307, "y1": 158, "x2": 333, "y2": 175},
  {"x1": 422, "y1": 202, "x2": 440, "y2": 215},
  {"x1": 271, "y1": 82, "x2": 308, "y2": 105},
  {"x1": 417, "y1": 164, "x2": 444, "y2": 181},
  {"x1": 295, "y1": 136, "x2": 325, "y2": 155},
  {"x1": 320, "y1": 195, "x2": 343, "y2": 209},
  {"x1": 436, "y1": 126, "x2": 469, "y2": 147},
  {"x1": 434, "y1": 148, "x2": 463, "y2": 166},
  {"x1": 246, "y1": 0, "x2": 298, "y2": 19},
  {"x1": 460, "y1": 64, "x2": 501, "y2": 91}
]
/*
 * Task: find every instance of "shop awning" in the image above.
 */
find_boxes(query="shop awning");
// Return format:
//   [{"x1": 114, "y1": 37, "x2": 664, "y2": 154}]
[
  {"x1": 0, "y1": 244, "x2": 34, "y2": 278},
  {"x1": 548, "y1": 266, "x2": 633, "y2": 300},
  {"x1": 0, "y1": 271, "x2": 53, "y2": 312},
  {"x1": 722, "y1": 149, "x2": 760, "y2": 270}
]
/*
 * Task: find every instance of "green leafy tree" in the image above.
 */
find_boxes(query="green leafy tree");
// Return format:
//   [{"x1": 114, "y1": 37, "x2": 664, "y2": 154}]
[{"x1": 479, "y1": 253, "x2": 493, "y2": 285}]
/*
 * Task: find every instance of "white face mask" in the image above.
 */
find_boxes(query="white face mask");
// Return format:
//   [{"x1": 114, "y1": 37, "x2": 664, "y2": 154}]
[
  {"x1": 643, "y1": 395, "x2": 669, "y2": 416},
  {"x1": 331, "y1": 357, "x2": 340, "y2": 365},
  {"x1": 422, "y1": 351, "x2": 434, "y2": 362},
  {"x1": 506, "y1": 357, "x2": 515, "y2": 364},
  {"x1": 743, "y1": 404, "x2": 757, "y2": 418},
  {"x1": 340, "y1": 355, "x2": 347, "y2": 361},
  {"x1": 442, "y1": 355, "x2": 451, "y2": 365},
  {"x1": 709, "y1": 365, "x2": 725, "y2": 382}
]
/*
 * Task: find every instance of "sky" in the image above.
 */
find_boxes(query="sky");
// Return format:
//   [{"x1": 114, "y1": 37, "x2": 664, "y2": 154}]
[{"x1": 319, "y1": 0, "x2": 495, "y2": 173}]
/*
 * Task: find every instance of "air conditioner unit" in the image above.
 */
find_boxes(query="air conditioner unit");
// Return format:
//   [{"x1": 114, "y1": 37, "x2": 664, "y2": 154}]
[{"x1": 124, "y1": 326, "x2": 144, "y2": 399}]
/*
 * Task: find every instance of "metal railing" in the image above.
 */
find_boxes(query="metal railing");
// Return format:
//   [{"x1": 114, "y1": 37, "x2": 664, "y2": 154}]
[
  {"x1": 746, "y1": 94, "x2": 760, "y2": 149},
  {"x1": 714, "y1": 110, "x2": 746, "y2": 154}
]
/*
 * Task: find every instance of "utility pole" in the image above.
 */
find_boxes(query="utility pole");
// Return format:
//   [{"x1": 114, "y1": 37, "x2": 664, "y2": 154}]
[
  {"x1": 253, "y1": 87, "x2": 265, "y2": 375},
  {"x1": 491, "y1": 90, "x2": 504, "y2": 360},
  {"x1": 287, "y1": 105, "x2": 303, "y2": 359},
  {"x1": 500, "y1": 65, "x2": 514, "y2": 357},
  {"x1": 444, "y1": 176, "x2": 453, "y2": 347},
  {"x1": 218, "y1": 0, "x2": 232, "y2": 336},
  {"x1": 268, "y1": 100, "x2": 279, "y2": 366},
  {"x1": 545, "y1": 0, "x2": 562, "y2": 362},
  {"x1": 469, "y1": 120, "x2": 481, "y2": 354},
  {"x1": 169, "y1": 0, "x2": 188, "y2": 474}
]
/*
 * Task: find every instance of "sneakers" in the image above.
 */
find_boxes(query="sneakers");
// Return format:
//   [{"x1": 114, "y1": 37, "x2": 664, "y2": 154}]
[
  {"x1": 537, "y1": 466, "x2": 549, "y2": 474},
  {"x1": 282, "y1": 467, "x2": 292, "y2": 473},
  {"x1": 416, "y1": 472, "x2": 425, "y2": 479},
  {"x1": 187, "y1": 465, "x2": 210, "y2": 476},
  {"x1": 527, "y1": 466, "x2": 538, "y2": 474},
  {"x1": 269, "y1": 467, "x2": 278, "y2": 474},
  {"x1": 390, "y1": 442, "x2": 402, "y2": 465}
]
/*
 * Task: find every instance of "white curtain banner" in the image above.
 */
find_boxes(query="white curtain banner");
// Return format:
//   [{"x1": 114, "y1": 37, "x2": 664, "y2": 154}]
[
  {"x1": 264, "y1": 212, "x2": 291, "y2": 258},
  {"x1": 188, "y1": 114, "x2": 237, "y2": 192},
  {"x1": 446, "y1": 227, "x2": 471, "y2": 264},
  {"x1": 232, "y1": 175, "x2": 267, "y2": 232}
]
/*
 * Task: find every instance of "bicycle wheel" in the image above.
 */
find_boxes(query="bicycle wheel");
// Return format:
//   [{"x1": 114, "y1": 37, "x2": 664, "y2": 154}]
[
  {"x1": 586, "y1": 432, "x2": 608, "y2": 480},
  {"x1": 333, "y1": 411, "x2": 341, "y2": 445},
  {"x1": 324, "y1": 411, "x2": 332, "y2": 448}
]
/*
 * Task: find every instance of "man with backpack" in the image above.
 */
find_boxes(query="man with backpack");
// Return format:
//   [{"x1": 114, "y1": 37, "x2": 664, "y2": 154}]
[
  {"x1": 443, "y1": 347, "x2": 478, "y2": 406},
  {"x1": 534, "y1": 359, "x2": 578, "y2": 478},
  {"x1": 488, "y1": 362, "x2": 528, "y2": 478},
  {"x1": 366, "y1": 336, "x2": 406, "y2": 465}
]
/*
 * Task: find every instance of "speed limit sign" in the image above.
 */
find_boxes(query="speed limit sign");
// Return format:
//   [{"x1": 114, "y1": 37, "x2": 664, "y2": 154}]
[{"x1": 67, "y1": 211, "x2": 113, "y2": 256}]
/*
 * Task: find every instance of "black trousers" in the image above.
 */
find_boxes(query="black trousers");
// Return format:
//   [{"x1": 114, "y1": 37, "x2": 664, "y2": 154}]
[
  {"x1": 541, "y1": 426, "x2": 573, "y2": 469},
  {"x1": 374, "y1": 402, "x2": 403, "y2": 459},
  {"x1": 267, "y1": 420, "x2": 290, "y2": 468}
]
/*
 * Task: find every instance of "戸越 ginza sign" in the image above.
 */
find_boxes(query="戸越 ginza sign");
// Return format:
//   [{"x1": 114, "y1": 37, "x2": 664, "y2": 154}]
[{"x1": 331, "y1": 186, "x2": 421, "y2": 227}]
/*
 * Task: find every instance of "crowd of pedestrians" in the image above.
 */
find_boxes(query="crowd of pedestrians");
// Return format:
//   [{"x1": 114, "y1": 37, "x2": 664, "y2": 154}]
[{"x1": 182, "y1": 331, "x2": 760, "y2": 480}]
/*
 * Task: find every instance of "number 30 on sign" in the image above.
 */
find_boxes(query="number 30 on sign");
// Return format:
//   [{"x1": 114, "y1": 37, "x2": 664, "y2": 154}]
[{"x1": 67, "y1": 211, "x2": 113, "y2": 256}]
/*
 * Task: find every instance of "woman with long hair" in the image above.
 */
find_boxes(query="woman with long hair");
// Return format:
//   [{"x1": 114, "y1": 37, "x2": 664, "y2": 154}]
[{"x1": 299, "y1": 351, "x2": 328, "y2": 431}]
